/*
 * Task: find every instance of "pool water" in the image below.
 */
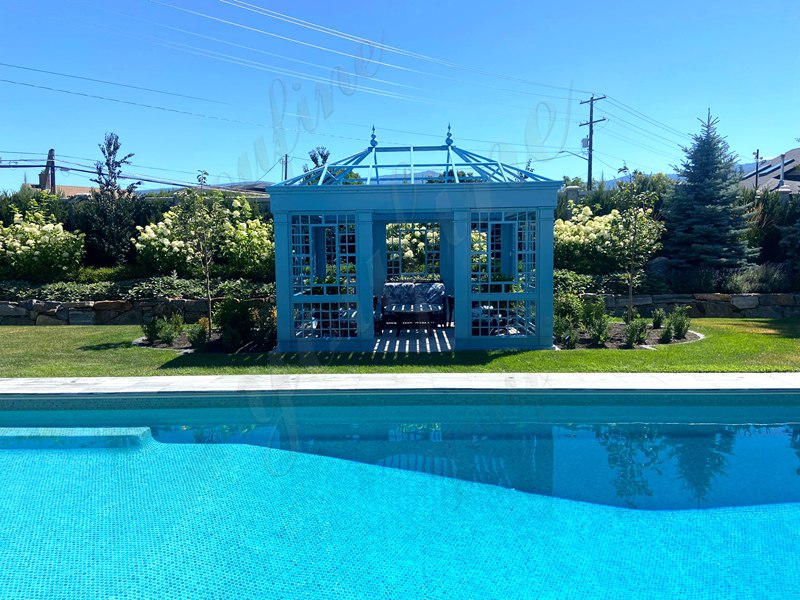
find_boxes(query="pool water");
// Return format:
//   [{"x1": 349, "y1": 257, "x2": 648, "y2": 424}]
[
  {"x1": 2, "y1": 403, "x2": 800, "y2": 510},
  {"x1": 148, "y1": 419, "x2": 800, "y2": 510},
  {"x1": 2, "y1": 400, "x2": 800, "y2": 599}
]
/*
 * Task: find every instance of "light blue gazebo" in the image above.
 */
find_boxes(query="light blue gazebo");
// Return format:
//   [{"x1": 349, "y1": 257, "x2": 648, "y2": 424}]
[{"x1": 269, "y1": 128, "x2": 560, "y2": 352}]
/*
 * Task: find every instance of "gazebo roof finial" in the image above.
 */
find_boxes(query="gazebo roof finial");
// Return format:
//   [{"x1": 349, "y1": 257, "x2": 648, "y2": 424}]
[
  {"x1": 370, "y1": 125, "x2": 378, "y2": 148},
  {"x1": 445, "y1": 123, "x2": 453, "y2": 146}
]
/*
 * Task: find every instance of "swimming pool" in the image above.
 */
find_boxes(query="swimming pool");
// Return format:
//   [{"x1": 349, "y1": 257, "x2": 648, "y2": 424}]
[{"x1": 1, "y1": 374, "x2": 799, "y2": 599}]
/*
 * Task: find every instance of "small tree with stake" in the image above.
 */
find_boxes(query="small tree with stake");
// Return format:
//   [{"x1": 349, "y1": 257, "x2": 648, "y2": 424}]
[
  {"x1": 609, "y1": 179, "x2": 665, "y2": 322},
  {"x1": 173, "y1": 174, "x2": 225, "y2": 333}
]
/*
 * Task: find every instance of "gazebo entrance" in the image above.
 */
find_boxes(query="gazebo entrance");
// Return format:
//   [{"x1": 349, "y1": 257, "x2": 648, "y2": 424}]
[{"x1": 269, "y1": 129, "x2": 560, "y2": 353}]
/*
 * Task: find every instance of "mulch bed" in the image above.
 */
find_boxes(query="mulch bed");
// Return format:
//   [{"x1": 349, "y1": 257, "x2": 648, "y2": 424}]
[
  {"x1": 133, "y1": 332, "x2": 276, "y2": 354},
  {"x1": 557, "y1": 323, "x2": 701, "y2": 350}
]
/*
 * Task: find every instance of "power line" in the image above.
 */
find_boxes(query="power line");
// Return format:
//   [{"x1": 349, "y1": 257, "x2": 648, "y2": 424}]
[
  {"x1": 601, "y1": 127, "x2": 683, "y2": 161},
  {"x1": 605, "y1": 96, "x2": 690, "y2": 140},
  {"x1": 143, "y1": 0, "x2": 586, "y2": 103},
  {"x1": 597, "y1": 106, "x2": 687, "y2": 148},
  {"x1": 215, "y1": 0, "x2": 597, "y2": 96}
]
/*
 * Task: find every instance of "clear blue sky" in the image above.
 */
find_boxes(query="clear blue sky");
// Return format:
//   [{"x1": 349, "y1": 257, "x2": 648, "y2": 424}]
[{"x1": 1, "y1": 0, "x2": 798, "y2": 190}]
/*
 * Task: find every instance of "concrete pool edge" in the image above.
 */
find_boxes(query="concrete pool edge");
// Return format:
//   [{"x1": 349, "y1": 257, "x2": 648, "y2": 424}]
[{"x1": 0, "y1": 373, "x2": 799, "y2": 411}]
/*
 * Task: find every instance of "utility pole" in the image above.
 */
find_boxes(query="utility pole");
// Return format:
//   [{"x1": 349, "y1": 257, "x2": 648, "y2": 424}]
[
  {"x1": 580, "y1": 95, "x2": 606, "y2": 190},
  {"x1": 753, "y1": 149, "x2": 761, "y2": 191},
  {"x1": 46, "y1": 148, "x2": 56, "y2": 194},
  {"x1": 283, "y1": 153, "x2": 288, "y2": 180}
]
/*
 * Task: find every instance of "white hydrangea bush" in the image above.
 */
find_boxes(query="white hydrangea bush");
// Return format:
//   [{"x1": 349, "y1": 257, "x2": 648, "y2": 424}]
[
  {"x1": 133, "y1": 195, "x2": 275, "y2": 279},
  {"x1": 554, "y1": 203, "x2": 619, "y2": 273},
  {"x1": 0, "y1": 210, "x2": 84, "y2": 281}
]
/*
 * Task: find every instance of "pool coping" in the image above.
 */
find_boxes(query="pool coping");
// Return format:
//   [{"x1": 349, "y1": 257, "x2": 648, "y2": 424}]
[{"x1": 1, "y1": 373, "x2": 799, "y2": 396}]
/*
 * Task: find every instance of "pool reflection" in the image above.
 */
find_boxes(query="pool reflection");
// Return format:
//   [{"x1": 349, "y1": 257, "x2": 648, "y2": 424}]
[{"x1": 151, "y1": 421, "x2": 800, "y2": 510}]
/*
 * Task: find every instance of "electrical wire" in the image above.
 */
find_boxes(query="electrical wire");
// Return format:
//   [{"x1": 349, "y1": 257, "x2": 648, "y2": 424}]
[
  {"x1": 142, "y1": 0, "x2": 585, "y2": 103},
  {"x1": 214, "y1": 0, "x2": 597, "y2": 96}
]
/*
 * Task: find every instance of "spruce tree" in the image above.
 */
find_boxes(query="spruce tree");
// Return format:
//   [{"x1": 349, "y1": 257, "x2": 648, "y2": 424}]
[{"x1": 664, "y1": 112, "x2": 750, "y2": 276}]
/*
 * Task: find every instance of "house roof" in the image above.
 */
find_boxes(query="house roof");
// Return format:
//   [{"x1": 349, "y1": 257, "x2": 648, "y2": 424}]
[
  {"x1": 741, "y1": 147, "x2": 800, "y2": 194},
  {"x1": 29, "y1": 183, "x2": 96, "y2": 197},
  {"x1": 274, "y1": 127, "x2": 555, "y2": 187}
]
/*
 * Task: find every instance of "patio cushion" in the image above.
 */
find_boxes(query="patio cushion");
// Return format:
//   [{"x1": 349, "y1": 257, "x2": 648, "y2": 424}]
[
  {"x1": 414, "y1": 282, "x2": 445, "y2": 306},
  {"x1": 385, "y1": 303, "x2": 443, "y2": 314},
  {"x1": 383, "y1": 282, "x2": 415, "y2": 305}
]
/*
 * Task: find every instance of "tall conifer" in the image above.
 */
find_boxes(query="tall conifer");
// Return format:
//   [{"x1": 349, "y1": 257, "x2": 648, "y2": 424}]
[{"x1": 664, "y1": 112, "x2": 750, "y2": 273}]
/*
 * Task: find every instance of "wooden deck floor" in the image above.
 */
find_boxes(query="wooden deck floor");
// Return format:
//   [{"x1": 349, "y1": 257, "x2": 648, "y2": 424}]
[{"x1": 372, "y1": 327, "x2": 454, "y2": 353}]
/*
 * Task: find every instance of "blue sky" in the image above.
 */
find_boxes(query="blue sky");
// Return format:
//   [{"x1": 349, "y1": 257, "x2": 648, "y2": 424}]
[{"x1": 1, "y1": 0, "x2": 798, "y2": 190}]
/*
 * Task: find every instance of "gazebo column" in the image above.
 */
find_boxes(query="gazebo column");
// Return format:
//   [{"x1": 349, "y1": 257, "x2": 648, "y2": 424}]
[
  {"x1": 273, "y1": 211, "x2": 294, "y2": 351},
  {"x1": 452, "y1": 210, "x2": 471, "y2": 345},
  {"x1": 356, "y1": 211, "x2": 375, "y2": 344},
  {"x1": 536, "y1": 209, "x2": 555, "y2": 348},
  {"x1": 372, "y1": 221, "x2": 386, "y2": 297},
  {"x1": 439, "y1": 219, "x2": 454, "y2": 293}
]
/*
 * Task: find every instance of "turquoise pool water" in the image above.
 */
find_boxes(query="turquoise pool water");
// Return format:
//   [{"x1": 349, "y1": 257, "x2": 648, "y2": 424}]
[{"x1": 1, "y1": 397, "x2": 800, "y2": 598}]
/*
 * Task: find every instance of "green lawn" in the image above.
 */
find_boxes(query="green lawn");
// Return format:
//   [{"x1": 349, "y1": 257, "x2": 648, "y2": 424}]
[{"x1": 1, "y1": 318, "x2": 799, "y2": 378}]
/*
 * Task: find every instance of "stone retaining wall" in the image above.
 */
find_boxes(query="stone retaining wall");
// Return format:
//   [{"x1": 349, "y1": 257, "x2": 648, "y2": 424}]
[
  {"x1": 584, "y1": 293, "x2": 800, "y2": 319},
  {"x1": 0, "y1": 298, "x2": 272, "y2": 326},
  {"x1": 1, "y1": 293, "x2": 798, "y2": 326}
]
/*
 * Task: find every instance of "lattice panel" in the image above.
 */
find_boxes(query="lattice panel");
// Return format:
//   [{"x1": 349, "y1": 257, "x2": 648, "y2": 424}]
[
  {"x1": 293, "y1": 301, "x2": 359, "y2": 339},
  {"x1": 291, "y1": 214, "x2": 357, "y2": 295},
  {"x1": 470, "y1": 300, "x2": 535, "y2": 337},
  {"x1": 470, "y1": 211, "x2": 536, "y2": 294}
]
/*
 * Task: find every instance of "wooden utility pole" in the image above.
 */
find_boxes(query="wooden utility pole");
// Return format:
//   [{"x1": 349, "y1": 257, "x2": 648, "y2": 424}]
[
  {"x1": 283, "y1": 154, "x2": 288, "y2": 180},
  {"x1": 46, "y1": 148, "x2": 56, "y2": 194},
  {"x1": 580, "y1": 96, "x2": 606, "y2": 190},
  {"x1": 753, "y1": 149, "x2": 760, "y2": 191}
]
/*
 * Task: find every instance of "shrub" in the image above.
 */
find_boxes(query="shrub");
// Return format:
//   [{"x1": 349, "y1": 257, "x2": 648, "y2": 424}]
[
  {"x1": 75, "y1": 265, "x2": 144, "y2": 283},
  {"x1": 555, "y1": 292, "x2": 584, "y2": 326},
  {"x1": 724, "y1": 263, "x2": 791, "y2": 293},
  {"x1": 659, "y1": 323, "x2": 674, "y2": 344},
  {"x1": 623, "y1": 318, "x2": 649, "y2": 348},
  {"x1": 0, "y1": 211, "x2": 84, "y2": 282},
  {"x1": 651, "y1": 308, "x2": 666, "y2": 329},
  {"x1": 156, "y1": 313, "x2": 184, "y2": 345},
  {"x1": 554, "y1": 203, "x2": 618, "y2": 274},
  {"x1": 123, "y1": 275, "x2": 205, "y2": 300},
  {"x1": 133, "y1": 195, "x2": 275, "y2": 281},
  {"x1": 668, "y1": 305, "x2": 691, "y2": 340},
  {"x1": 187, "y1": 317, "x2": 210, "y2": 349},
  {"x1": 582, "y1": 300, "x2": 610, "y2": 347},
  {"x1": 553, "y1": 269, "x2": 593, "y2": 296},
  {"x1": 251, "y1": 304, "x2": 277, "y2": 349},
  {"x1": 213, "y1": 298, "x2": 253, "y2": 352},
  {"x1": 623, "y1": 307, "x2": 640, "y2": 324},
  {"x1": 554, "y1": 315, "x2": 579, "y2": 349},
  {"x1": 141, "y1": 320, "x2": 159, "y2": 344}
]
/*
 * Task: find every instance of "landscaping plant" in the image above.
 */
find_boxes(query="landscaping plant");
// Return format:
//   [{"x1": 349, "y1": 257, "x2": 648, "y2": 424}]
[
  {"x1": 187, "y1": 317, "x2": 210, "y2": 349},
  {"x1": 658, "y1": 323, "x2": 674, "y2": 344},
  {"x1": 582, "y1": 299, "x2": 610, "y2": 347},
  {"x1": 213, "y1": 298, "x2": 253, "y2": 352},
  {"x1": 668, "y1": 306, "x2": 692, "y2": 340},
  {"x1": 0, "y1": 206, "x2": 84, "y2": 282},
  {"x1": 651, "y1": 308, "x2": 666, "y2": 329},
  {"x1": 140, "y1": 320, "x2": 159, "y2": 344},
  {"x1": 623, "y1": 318, "x2": 649, "y2": 349}
]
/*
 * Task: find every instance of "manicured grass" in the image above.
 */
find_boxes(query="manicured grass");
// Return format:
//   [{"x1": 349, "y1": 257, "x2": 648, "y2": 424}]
[{"x1": 0, "y1": 319, "x2": 799, "y2": 378}]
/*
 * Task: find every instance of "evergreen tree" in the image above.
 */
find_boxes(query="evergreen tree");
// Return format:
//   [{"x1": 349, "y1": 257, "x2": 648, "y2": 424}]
[
  {"x1": 663, "y1": 112, "x2": 750, "y2": 275},
  {"x1": 77, "y1": 133, "x2": 142, "y2": 266}
]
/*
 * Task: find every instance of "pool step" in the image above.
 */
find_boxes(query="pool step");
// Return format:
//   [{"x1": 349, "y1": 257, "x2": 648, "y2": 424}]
[{"x1": 0, "y1": 427, "x2": 153, "y2": 449}]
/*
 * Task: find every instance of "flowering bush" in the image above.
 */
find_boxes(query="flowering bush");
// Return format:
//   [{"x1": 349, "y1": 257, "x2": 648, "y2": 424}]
[
  {"x1": 386, "y1": 223, "x2": 439, "y2": 277},
  {"x1": 133, "y1": 195, "x2": 275, "y2": 280},
  {"x1": 554, "y1": 203, "x2": 618, "y2": 274},
  {"x1": 0, "y1": 209, "x2": 84, "y2": 282}
]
